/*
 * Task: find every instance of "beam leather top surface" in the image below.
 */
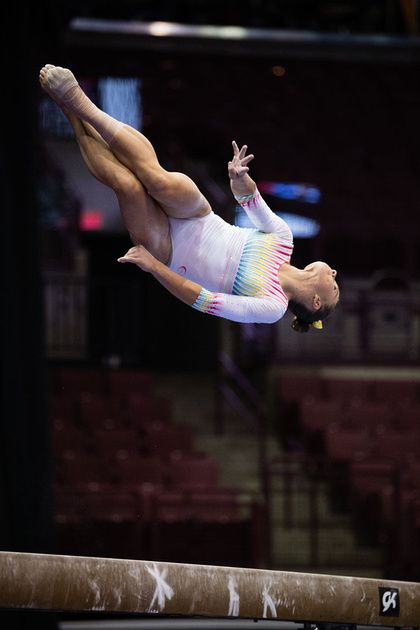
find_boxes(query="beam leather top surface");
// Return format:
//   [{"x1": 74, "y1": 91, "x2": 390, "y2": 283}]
[{"x1": 0, "y1": 552, "x2": 419, "y2": 627}]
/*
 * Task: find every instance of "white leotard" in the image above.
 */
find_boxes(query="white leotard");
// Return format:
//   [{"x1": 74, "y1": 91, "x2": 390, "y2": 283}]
[{"x1": 168, "y1": 189, "x2": 293, "y2": 324}]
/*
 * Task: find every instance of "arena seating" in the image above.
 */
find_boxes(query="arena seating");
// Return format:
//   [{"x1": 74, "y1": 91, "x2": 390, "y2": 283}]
[
  {"x1": 277, "y1": 372, "x2": 420, "y2": 575},
  {"x1": 49, "y1": 365, "x2": 260, "y2": 566}
]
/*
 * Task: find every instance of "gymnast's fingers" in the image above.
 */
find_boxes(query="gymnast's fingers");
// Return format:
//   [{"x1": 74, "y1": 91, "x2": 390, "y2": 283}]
[
  {"x1": 241, "y1": 153, "x2": 254, "y2": 165},
  {"x1": 238, "y1": 144, "x2": 248, "y2": 159}
]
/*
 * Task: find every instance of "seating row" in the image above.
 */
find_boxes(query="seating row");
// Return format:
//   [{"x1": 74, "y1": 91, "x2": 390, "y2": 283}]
[
  {"x1": 54, "y1": 452, "x2": 219, "y2": 491},
  {"x1": 299, "y1": 396, "x2": 420, "y2": 434},
  {"x1": 289, "y1": 381, "x2": 420, "y2": 577},
  {"x1": 50, "y1": 390, "x2": 172, "y2": 428},
  {"x1": 54, "y1": 484, "x2": 250, "y2": 525},
  {"x1": 48, "y1": 366, "x2": 265, "y2": 567},
  {"x1": 318, "y1": 428, "x2": 420, "y2": 578},
  {"x1": 347, "y1": 456, "x2": 420, "y2": 579},
  {"x1": 51, "y1": 418, "x2": 256, "y2": 564},
  {"x1": 324, "y1": 425, "x2": 420, "y2": 463},
  {"x1": 54, "y1": 484, "x2": 262, "y2": 567},
  {"x1": 278, "y1": 375, "x2": 420, "y2": 403},
  {"x1": 49, "y1": 366, "x2": 153, "y2": 397},
  {"x1": 52, "y1": 418, "x2": 192, "y2": 458}
]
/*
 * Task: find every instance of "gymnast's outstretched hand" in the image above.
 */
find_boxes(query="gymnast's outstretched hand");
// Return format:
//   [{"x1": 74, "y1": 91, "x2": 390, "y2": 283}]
[
  {"x1": 117, "y1": 245, "x2": 157, "y2": 272},
  {"x1": 118, "y1": 244, "x2": 203, "y2": 308},
  {"x1": 228, "y1": 141, "x2": 254, "y2": 179}
]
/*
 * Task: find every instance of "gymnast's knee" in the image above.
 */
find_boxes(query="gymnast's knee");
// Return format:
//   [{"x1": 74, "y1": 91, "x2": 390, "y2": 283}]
[
  {"x1": 114, "y1": 173, "x2": 144, "y2": 197},
  {"x1": 145, "y1": 169, "x2": 178, "y2": 199}
]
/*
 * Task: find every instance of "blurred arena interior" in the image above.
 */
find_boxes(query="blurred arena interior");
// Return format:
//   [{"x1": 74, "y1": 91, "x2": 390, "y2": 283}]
[{"x1": 1, "y1": 2, "x2": 420, "y2": 629}]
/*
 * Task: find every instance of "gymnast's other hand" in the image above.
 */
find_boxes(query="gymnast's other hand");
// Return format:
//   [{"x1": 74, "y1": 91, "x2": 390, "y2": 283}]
[
  {"x1": 117, "y1": 245, "x2": 157, "y2": 272},
  {"x1": 228, "y1": 141, "x2": 254, "y2": 179}
]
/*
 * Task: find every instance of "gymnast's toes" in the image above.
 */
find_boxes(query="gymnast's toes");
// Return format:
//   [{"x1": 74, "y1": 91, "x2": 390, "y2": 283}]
[
  {"x1": 39, "y1": 64, "x2": 56, "y2": 88},
  {"x1": 48, "y1": 66, "x2": 75, "y2": 86},
  {"x1": 42, "y1": 66, "x2": 78, "y2": 99}
]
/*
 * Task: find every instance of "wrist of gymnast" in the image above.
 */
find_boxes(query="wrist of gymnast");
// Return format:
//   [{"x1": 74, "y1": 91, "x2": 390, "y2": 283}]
[{"x1": 234, "y1": 189, "x2": 259, "y2": 203}]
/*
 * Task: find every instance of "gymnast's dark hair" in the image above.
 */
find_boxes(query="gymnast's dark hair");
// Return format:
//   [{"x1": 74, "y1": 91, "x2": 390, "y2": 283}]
[{"x1": 288, "y1": 299, "x2": 334, "y2": 333}]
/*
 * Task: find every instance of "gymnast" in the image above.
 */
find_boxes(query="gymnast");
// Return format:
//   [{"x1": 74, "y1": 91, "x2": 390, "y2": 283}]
[{"x1": 39, "y1": 64, "x2": 339, "y2": 332}]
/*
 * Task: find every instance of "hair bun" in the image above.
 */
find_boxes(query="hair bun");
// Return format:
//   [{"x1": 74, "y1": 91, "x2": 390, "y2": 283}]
[{"x1": 291, "y1": 316, "x2": 310, "y2": 333}]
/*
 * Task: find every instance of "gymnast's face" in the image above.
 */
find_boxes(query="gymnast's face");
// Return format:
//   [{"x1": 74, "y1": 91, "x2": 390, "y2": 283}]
[{"x1": 304, "y1": 261, "x2": 340, "y2": 309}]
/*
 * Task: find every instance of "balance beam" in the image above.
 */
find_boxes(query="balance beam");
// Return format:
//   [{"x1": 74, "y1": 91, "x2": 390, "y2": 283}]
[{"x1": 0, "y1": 552, "x2": 419, "y2": 626}]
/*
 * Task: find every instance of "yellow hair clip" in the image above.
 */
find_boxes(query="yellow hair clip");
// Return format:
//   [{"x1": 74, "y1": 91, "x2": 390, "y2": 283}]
[{"x1": 311, "y1": 320, "x2": 323, "y2": 330}]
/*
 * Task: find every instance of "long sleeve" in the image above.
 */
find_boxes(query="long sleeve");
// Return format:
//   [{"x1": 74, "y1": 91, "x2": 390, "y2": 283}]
[
  {"x1": 236, "y1": 188, "x2": 293, "y2": 245},
  {"x1": 192, "y1": 288, "x2": 287, "y2": 324}
]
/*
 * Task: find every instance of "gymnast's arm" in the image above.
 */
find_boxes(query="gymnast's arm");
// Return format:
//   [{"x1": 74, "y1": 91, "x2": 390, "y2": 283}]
[
  {"x1": 117, "y1": 245, "x2": 286, "y2": 324},
  {"x1": 118, "y1": 245, "x2": 202, "y2": 306},
  {"x1": 228, "y1": 141, "x2": 293, "y2": 243}
]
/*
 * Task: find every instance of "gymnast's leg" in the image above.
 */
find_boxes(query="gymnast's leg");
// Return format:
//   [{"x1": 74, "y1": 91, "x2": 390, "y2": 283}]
[
  {"x1": 39, "y1": 65, "x2": 212, "y2": 220},
  {"x1": 62, "y1": 108, "x2": 172, "y2": 263}
]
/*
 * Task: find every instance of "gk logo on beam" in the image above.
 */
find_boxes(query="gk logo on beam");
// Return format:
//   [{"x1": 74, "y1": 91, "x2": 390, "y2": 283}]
[{"x1": 378, "y1": 587, "x2": 400, "y2": 616}]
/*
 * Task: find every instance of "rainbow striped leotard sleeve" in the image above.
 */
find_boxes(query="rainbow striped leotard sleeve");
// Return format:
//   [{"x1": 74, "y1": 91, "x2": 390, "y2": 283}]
[
  {"x1": 236, "y1": 188, "x2": 294, "y2": 242},
  {"x1": 192, "y1": 191, "x2": 293, "y2": 324},
  {"x1": 192, "y1": 287, "x2": 286, "y2": 324}
]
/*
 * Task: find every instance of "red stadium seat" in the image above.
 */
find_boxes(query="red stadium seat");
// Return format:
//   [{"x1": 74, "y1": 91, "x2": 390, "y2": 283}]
[
  {"x1": 372, "y1": 380, "x2": 420, "y2": 403},
  {"x1": 126, "y1": 393, "x2": 172, "y2": 425},
  {"x1": 348, "y1": 458, "x2": 397, "y2": 545},
  {"x1": 55, "y1": 450, "x2": 110, "y2": 486},
  {"x1": 403, "y1": 497, "x2": 420, "y2": 576},
  {"x1": 190, "y1": 489, "x2": 243, "y2": 523},
  {"x1": 54, "y1": 486, "x2": 143, "y2": 559},
  {"x1": 92, "y1": 428, "x2": 140, "y2": 458},
  {"x1": 324, "y1": 424, "x2": 371, "y2": 463},
  {"x1": 324, "y1": 424, "x2": 372, "y2": 512},
  {"x1": 107, "y1": 370, "x2": 153, "y2": 399},
  {"x1": 278, "y1": 375, "x2": 325, "y2": 402},
  {"x1": 392, "y1": 400, "x2": 420, "y2": 430},
  {"x1": 48, "y1": 394, "x2": 74, "y2": 424},
  {"x1": 403, "y1": 460, "x2": 420, "y2": 488},
  {"x1": 349, "y1": 458, "x2": 396, "y2": 500},
  {"x1": 78, "y1": 392, "x2": 122, "y2": 431},
  {"x1": 153, "y1": 491, "x2": 192, "y2": 523},
  {"x1": 373, "y1": 428, "x2": 420, "y2": 461},
  {"x1": 51, "y1": 420, "x2": 90, "y2": 454},
  {"x1": 142, "y1": 421, "x2": 193, "y2": 458},
  {"x1": 168, "y1": 455, "x2": 219, "y2": 491},
  {"x1": 54, "y1": 487, "x2": 90, "y2": 524},
  {"x1": 299, "y1": 396, "x2": 340, "y2": 432},
  {"x1": 324, "y1": 378, "x2": 373, "y2": 401},
  {"x1": 115, "y1": 455, "x2": 166, "y2": 488},
  {"x1": 56, "y1": 366, "x2": 106, "y2": 396},
  {"x1": 82, "y1": 490, "x2": 140, "y2": 523},
  {"x1": 344, "y1": 398, "x2": 393, "y2": 429}
]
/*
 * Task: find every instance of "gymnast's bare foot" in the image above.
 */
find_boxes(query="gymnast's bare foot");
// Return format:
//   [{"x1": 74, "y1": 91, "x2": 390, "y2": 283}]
[
  {"x1": 39, "y1": 64, "x2": 58, "y2": 101},
  {"x1": 39, "y1": 64, "x2": 79, "y2": 102}
]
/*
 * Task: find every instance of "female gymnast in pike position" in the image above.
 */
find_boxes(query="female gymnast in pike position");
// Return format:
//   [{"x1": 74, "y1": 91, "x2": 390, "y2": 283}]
[{"x1": 39, "y1": 64, "x2": 339, "y2": 332}]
